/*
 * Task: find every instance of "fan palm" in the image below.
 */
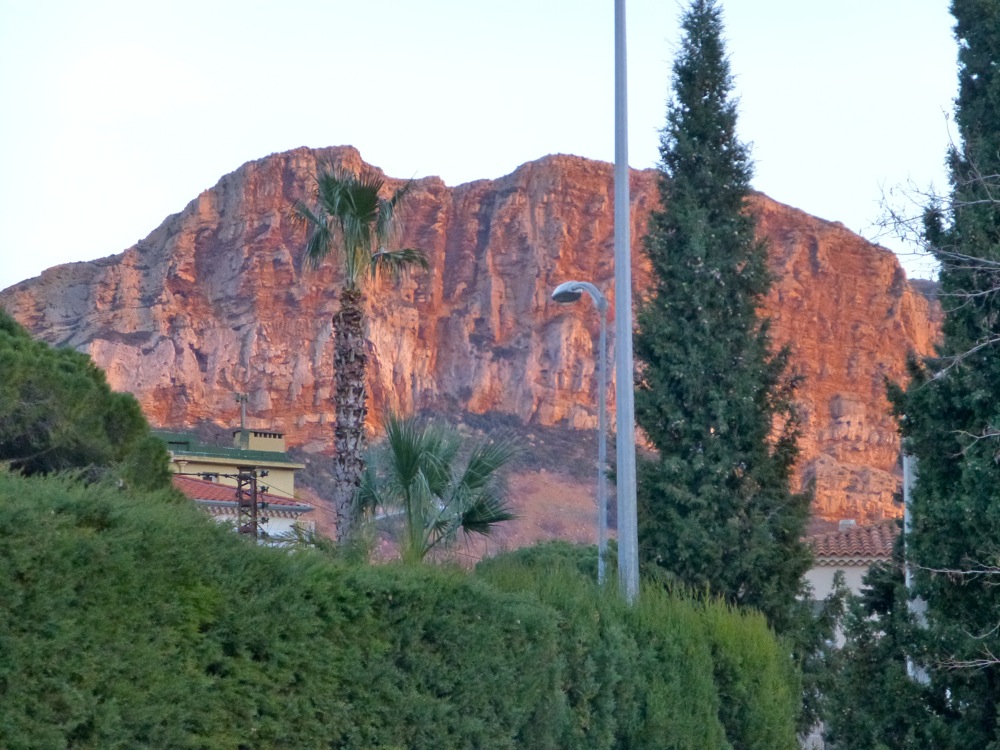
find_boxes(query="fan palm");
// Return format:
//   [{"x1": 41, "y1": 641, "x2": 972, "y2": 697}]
[
  {"x1": 294, "y1": 166, "x2": 428, "y2": 542},
  {"x1": 357, "y1": 413, "x2": 519, "y2": 563}
]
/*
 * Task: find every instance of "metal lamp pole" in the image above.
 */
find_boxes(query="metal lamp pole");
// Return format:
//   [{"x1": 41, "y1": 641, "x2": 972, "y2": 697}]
[
  {"x1": 552, "y1": 281, "x2": 609, "y2": 584},
  {"x1": 614, "y1": 0, "x2": 639, "y2": 602}
]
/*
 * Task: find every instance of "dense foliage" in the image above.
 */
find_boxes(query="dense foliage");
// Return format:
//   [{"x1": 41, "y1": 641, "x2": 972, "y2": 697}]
[
  {"x1": 0, "y1": 309, "x2": 170, "y2": 490},
  {"x1": 839, "y1": 1, "x2": 1000, "y2": 747},
  {"x1": 824, "y1": 539, "x2": 948, "y2": 749},
  {"x1": 480, "y1": 543, "x2": 800, "y2": 750},
  {"x1": 633, "y1": 0, "x2": 812, "y2": 635},
  {"x1": 0, "y1": 475, "x2": 799, "y2": 749}
]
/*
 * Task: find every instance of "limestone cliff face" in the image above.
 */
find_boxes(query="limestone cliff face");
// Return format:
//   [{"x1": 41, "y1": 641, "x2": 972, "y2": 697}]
[
  {"x1": 753, "y1": 198, "x2": 941, "y2": 521},
  {"x1": 0, "y1": 146, "x2": 939, "y2": 523}
]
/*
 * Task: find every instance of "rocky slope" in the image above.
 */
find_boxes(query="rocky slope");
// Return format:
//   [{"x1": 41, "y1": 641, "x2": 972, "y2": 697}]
[{"x1": 0, "y1": 146, "x2": 939, "y2": 524}]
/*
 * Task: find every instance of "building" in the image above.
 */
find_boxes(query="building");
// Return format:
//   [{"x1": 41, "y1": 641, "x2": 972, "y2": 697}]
[
  {"x1": 172, "y1": 474, "x2": 313, "y2": 538},
  {"x1": 805, "y1": 518, "x2": 900, "y2": 599},
  {"x1": 154, "y1": 429, "x2": 305, "y2": 497},
  {"x1": 153, "y1": 428, "x2": 311, "y2": 539},
  {"x1": 802, "y1": 519, "x2": 904, "y2": 749}
]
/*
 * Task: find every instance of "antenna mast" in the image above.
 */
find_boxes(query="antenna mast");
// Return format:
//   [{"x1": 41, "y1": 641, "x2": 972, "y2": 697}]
[{"x1": 235, "y1": 392, "x2": 248, "y2": 430}]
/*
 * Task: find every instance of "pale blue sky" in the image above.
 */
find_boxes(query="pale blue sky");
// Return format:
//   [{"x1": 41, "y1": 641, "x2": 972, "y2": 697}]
[{"x1": 0, "y1": 1, "x2": 955, "y2": 290}]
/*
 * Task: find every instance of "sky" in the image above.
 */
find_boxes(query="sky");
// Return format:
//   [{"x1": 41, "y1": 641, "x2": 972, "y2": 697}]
[{"x1": 0, "y1": 1, "x2": 957, "y2": 291}]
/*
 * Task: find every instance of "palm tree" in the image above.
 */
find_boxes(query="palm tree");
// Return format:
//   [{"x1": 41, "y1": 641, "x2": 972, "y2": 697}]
[
  {"x1": 357, "y1": 413, "x2": 519, "y2": 563},
  {"x1": 294, "y1": 166, "x2": 428, "y2": 543}
]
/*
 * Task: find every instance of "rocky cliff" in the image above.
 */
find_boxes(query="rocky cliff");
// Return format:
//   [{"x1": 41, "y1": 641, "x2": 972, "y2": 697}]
[{"x1": 0, "y1": 146, "x2": 939, "y2": 524}]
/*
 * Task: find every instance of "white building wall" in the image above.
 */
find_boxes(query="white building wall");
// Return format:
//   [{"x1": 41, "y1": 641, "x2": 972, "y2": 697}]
[{"x1": 806, "y1": 563, "x2": 870, "y2": 599}]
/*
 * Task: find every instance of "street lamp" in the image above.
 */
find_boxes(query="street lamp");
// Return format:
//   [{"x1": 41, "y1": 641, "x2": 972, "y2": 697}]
[
  {"x1": 551, "y1": 280, "x2": 610, "y2": 585},
  {"x1": 614, "y1": 0, "x2": 640, "y2": 603}
]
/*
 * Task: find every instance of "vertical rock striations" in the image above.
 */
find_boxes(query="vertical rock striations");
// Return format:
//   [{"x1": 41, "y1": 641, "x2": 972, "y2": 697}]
[
  {"x1": 753, "y1": 197, "x2": 940, "y2": 521},
  {"x1": 0, "y1": 147, "x2": 939, "y2": 522}
]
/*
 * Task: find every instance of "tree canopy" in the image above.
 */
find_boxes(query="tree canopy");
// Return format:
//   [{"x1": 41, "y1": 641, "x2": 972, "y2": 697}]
[
  {"x1": 633, "y1": 0, "x2": 811, "y2": 635},
  {"x1": 858, "y1": 0, "x2": 1000, "y2": 746},
  {"x1": 0, "y1": 308, "x2": 170, "y2": 490}
]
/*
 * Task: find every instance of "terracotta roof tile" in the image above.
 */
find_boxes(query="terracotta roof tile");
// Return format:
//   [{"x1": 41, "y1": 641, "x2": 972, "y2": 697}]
[
  {"x1": 172, "y1": 474, "x2": 311, "y2": 510},
  {"x1": 807, "y1": 519, "x2": 900, "y2": 560}
]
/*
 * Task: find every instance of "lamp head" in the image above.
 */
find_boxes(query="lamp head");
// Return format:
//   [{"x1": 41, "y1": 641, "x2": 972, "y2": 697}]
[
  {"x1": 551, "y1": 280, "x2": 608, "y2": 311},
  {"x1": 551, "y1": 281, "x2": 584, "y2": 304}
]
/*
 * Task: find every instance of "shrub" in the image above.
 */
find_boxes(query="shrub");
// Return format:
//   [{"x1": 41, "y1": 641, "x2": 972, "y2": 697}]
[
  {"x1": 699, "y1": 600, "x2": 799, "y2": 750},
  {"x1": 0, "y1": 472, "x2": 557, "y2": 748},
  {"x1": 0, "y1": 310, "x2": 170, "y2": 489},
  {"x1": 0, "y1": 475, "x2": 798, "y2": 749},
  {"x1": 478, "y1": 542, "x2": 799, "y2": 749}
]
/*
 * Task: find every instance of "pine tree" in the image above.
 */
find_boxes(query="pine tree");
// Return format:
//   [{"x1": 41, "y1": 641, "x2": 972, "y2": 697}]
[
  {"x1": 634, "y1": 0, "x2": 811, "y2": 635},
  {"x1": 882, "y1": 1, "x2": 1000, "y2": 746}
]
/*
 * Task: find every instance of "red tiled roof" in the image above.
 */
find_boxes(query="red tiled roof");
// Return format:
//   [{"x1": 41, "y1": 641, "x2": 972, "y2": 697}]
[
  {"x1": 807, "y1": 518, "x2": 899, "y2": 561},
  {"x1": 172, "y1": 474, "x2": 311, "y2": 510}
]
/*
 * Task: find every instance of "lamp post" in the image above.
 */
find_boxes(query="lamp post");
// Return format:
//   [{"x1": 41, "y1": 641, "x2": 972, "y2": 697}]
[
  {"x1": 552, "y1": 280, "x2": 609, "y2": 585},
  {"x1": 614, "y1": 0, "x2": 639, "y2": 602}
]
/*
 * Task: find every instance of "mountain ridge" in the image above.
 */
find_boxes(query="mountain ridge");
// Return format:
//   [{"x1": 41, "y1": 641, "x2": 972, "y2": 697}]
[{"x1": 0, "y1": 146, "x2": 939, "y2": 530}]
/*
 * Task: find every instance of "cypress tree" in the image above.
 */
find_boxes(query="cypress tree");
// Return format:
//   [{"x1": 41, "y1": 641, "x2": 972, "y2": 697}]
[
  {"x1": 634, "y1": 0, "x2": 811, "y2": 635},
  {"x1": 882, "y1": 1, "x2": 1000, "y2": 746}
]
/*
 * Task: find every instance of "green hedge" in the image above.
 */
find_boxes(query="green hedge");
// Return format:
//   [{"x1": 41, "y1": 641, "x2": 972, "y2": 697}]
[
  {"x1": 0, "y1": 474, "x2": 797, "y2": 749},
  {"x1": 478, "y1": 542, "x2": 798, "y2": 750}
]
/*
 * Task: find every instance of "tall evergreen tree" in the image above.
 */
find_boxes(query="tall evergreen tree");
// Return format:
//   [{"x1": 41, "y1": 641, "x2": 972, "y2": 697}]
[
  {"x1": 634, "y1": 0, "x2": 811, "y2": 635},
  {"x1": 880, "y1": 1, "x2": 1000, "y2": 746}
]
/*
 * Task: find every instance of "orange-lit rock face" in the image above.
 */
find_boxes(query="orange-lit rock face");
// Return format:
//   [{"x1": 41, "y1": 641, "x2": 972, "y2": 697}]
[
  {"x1": 753, "y1": 197, "x2": 941, "y2": 521},
  {"x1": 0, "y1": 147, "x2": 939, "y2": 523}
]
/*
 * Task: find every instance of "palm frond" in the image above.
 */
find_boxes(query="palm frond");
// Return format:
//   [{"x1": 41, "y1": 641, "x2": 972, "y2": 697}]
[
  {"x1": 291, "y1": 202, "x2": 333, "y2": 270},
  {"x1": 383, "y1": 412, "x2": 425, "y2": 487},
  {"x1": 416, "y1": 421, "x2": 459, "y2": 495},
  {"x1": 386, "y1": 179, "x2": 414, "y2": 210},
  {"x1": 457, "y1": 491, "x2": 518, "y2": 536},
  {"x1": 318, "y1": 171, "x2": 382, "y2": 222},
  {"x1": 400, "y1": 468, "x2": 439, "y2": 562},
  {"x1": 377, "y1": 180, "x2": 414, "y2": 242},
  {"x1": 456, "y1": 434, "x2": 520, "y2": 492},
  {"x1": 299, "y1": 166, "x2": 425, "y2": 291},
  {"x1": 422, "y1": 511, "x2": 461, "y2": 556},
  {"x1": 370, "y1": 248, "x2": 429, "y2": 284},
  {"x1": 290, "y1": 200, "x2": 323, "y2": 231},
  {"x1": 365, "y1": 412, "x2": 520, "y2": 562},
  {"x1": 355, "y1": 460, "x2": 382, "y2": 520}
]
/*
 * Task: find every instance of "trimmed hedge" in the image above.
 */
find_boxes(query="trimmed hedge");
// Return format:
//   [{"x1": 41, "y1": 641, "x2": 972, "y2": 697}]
[
  {"x1": 0, "y1": 474, "x2": 797, "y2": 749},
  {"x1": 479, "y1": 542, "x2": 798, "y2": 750}
]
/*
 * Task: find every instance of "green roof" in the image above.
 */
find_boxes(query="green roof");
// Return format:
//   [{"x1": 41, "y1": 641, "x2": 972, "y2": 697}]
[{"x1": 152, "y1": 430, "x2": 302, "y2": 467}]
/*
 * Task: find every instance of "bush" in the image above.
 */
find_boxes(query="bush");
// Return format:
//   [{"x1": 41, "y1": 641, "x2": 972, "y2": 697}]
[
  {"x1": 699, "y1": 601, "x2": 799, "y2": 750},
  {"x1": 478, "y1": 541, "x2": 799, "y2": 749},
  {"x1": 0, "y1": 310, "x2": 170, "y2": 489},
  {"x1": 0, "y1": 472, "x2": 558, "y2": 748},
  {"x1": 0, "y1": 475, "x2": 798, "y2": 748}
]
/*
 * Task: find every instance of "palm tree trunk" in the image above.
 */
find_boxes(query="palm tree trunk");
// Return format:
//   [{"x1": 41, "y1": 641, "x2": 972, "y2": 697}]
[{"x1": 331, "y1": 287, "x2": 368, "y2": 543}]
